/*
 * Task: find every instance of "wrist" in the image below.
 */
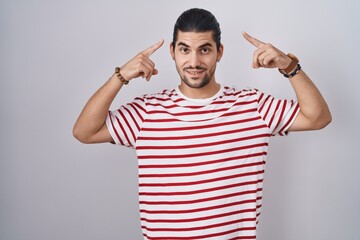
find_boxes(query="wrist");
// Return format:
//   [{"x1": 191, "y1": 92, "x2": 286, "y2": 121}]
[
  {"x1": 115, "y1": 67, "x2": 129, "y2": 85},
  {"x1": 278, "y1": 53, "x2": 301, "y2": 78}
]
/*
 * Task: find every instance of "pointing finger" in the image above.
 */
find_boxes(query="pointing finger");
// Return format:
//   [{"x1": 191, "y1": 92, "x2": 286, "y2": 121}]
[
  {"x1": 242, "y1": 32, "x2": 265, "y2": 48},
  {"x1": 142, "y1": 39, "x2": 164, "y2": 57}
]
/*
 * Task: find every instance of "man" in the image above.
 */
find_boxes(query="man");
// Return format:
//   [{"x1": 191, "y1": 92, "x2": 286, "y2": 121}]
[{"x1": 73, "y1": 8, "x2": 331, "y2": 240}]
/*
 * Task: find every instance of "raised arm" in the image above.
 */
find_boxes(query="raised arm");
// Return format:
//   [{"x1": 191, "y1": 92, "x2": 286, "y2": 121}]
[
  {"x1": 242, "y1": 32, "x2": 331, "y2": 131},
  {"x1": 73, "y1": 40, "x2": 164, "y2": 143}
]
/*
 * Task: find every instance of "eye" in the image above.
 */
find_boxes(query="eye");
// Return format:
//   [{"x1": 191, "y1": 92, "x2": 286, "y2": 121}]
[
  {"x1": 200, "y1": 48, "x2": 210, "y2": 54},
  {"x1": 179, "y1": 47, "x2": 189, "y2": 54}
]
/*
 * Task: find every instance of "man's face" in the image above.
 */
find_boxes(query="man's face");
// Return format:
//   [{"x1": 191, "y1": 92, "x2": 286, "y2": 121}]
[{"x1": 170, "y1": 31, "x2": 223, "y2": 90}]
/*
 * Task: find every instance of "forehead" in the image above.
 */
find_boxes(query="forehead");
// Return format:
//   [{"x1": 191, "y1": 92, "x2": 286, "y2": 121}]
[{"x1": 175, "y1": 31, "x2": 216, "y2": 48}]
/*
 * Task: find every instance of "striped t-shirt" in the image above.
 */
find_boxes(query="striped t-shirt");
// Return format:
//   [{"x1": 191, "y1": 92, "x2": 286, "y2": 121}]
[{"x1": 106, "y1": 85, "x2": 299, "y2": 240}]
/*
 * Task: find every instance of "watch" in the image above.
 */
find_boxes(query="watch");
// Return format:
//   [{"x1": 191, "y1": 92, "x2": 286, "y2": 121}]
[{"x1": 278, "y1": 53, "x2": 301, "y2": 78}]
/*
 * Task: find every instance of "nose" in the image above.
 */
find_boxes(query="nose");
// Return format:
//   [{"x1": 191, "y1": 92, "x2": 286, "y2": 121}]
[{"x1": 189, "y1": 52, "x2": 201, "y2": 68}]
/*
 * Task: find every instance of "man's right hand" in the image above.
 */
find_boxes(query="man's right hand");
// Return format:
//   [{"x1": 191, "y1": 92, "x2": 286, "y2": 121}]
[
  {"x1": 120, "y1": 39, "x2": 164, "y2": 82},
  {"x1": 73, "y1": 39, "x2": 164, "y2": 144}
]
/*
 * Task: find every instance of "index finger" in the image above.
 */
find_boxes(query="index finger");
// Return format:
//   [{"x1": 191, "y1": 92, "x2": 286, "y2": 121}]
[
  {"x1": 142, "y1": 39, "x2": 164, "y2": 57},
  {"x1": 242, "y1": 32, "x2": 265, "y2": 48}
]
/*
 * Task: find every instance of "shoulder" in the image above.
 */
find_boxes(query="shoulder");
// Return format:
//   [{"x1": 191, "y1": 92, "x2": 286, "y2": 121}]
[
  {"x1": 133, "y1": 89, "x2": 177, "y2": 107},
  {"x1": 222, "y1": 86, "x2": 261, "y2": 99},
  {"x1": 140, "y1": 89, "x2": 176, "y2": 100}
]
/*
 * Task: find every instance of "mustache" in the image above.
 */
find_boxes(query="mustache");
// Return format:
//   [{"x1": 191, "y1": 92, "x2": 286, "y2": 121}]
[{"x1": 184, "y1": 66, "x2": 206, "y2": 71}]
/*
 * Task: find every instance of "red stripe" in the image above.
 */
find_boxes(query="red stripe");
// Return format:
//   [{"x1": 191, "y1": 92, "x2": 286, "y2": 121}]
[
  {"x1": 146, "y1": 100, "x2": 257, "y2": 117},
  {"x1": 144, "y1": 96, "x2": 176, "y2": 102},
  {"x1": 139, "y1": 179, "x2": 264, "y2": 196},
  {"x1": 108, "y1": 112, "x2": 124, "y2": 145},
  {"x1": 268, "y1": 100, "x2": 281, "y2": 129},
  {"x1": 256, "y1": 91, "x2": 263, "y2": 102},
  {"x1": 223, "y1": 88, "x2": 250, "y2": 95},
  {"x1": 146, "y1": 102, "x2": 203, "y2": 109},
  {"x1": 139, "y1": 188, "x2": 262, "y2": 205},
  {"x1": 144, "y1": 89, "x2": 256, "y2": 104},
  {"x1": 138, "y1": 124, "x2": 267, "y2": 141},
  {"x1": 139, "y1": 152, "x2": 266, "y2": 169},
  {"x1": 139, "y1": 171, "x2": 263, "y2": 188},
  {"x1": 141, "y1": 208, "x2": 256, "y2": 223},
  {"x1": 140, "y1": 197, "x2": 262, "y2": 214},
  {"x1": 139, "y1": 160, "x2": 264, "y2": 178},
  {"x1": 141, "y1": 117, "x2": 258, "y2": 131},
  {"x1": 279, "y1": 103, "x2": 299, "y2": 134},
  {"x1": 124, "y1": 106, "x2": 140, "y2": 131},
  {"x1": 131, "y1": 102, "x2": 146, "y2": 121},
  {"x1": 262, "y1": 97, "x2": 274, "y2": 121},
  {"x1": 229, "y1": 236, "x2": 256, "y2": 240},
  {"x1": 137, "y1": 133, "x2": 270, "y2": 150},
  {"x1": 143, "y1": 118, "x2": 179, "y2": 123},
  {"x1": 133, "y1": 96, "x2": 146, "y2": 103},
  {"x1": 139, "y1": 173, "x2": 263, "y2": 188},
  {"x1": 138, "y1": 143, "x2": 268, "y2": 159},
  {"x1": 144, "y1": 227, "x2": 256, "y2": 240},
  {"x1": 222, "y1": 91, "x2": 257, "y2": 100},
  {"x1": 221, "y1": 108, "x2": 257, "y2": 117},
  {"x1": 258, "y1": 93, "x2": 269, "y2": 113},
  {"x1": 141, "y1": 217, "x2": 256, "y2": 232},
  {"x1": 118, "y1": 109, "x2": 136, "y2": 143},
  {"x1": 273, "y1": 100, "x2": 287, "y2": 131},
  {"x1": 114, "y1": 115, "x2": 131, "y2": 146},
  {"x1": 142, "y1": 116, "x2": 261, "y2": 132},
  {"x1": 144, "y1": 108, "x2": 257, "y2": 123},
  {"x1": 139, "y1": 171, "x2": 263, "y2": 187}
]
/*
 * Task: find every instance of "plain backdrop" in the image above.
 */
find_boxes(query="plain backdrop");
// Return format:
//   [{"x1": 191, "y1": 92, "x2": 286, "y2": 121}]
[{"x1": 1, "y1": 0, "x2": 359, "y2": 239}]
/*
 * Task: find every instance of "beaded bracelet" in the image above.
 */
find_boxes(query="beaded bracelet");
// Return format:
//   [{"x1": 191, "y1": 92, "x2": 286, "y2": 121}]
[{"x1": 115, "y1": 67, "x2": 129, "y2": 85}]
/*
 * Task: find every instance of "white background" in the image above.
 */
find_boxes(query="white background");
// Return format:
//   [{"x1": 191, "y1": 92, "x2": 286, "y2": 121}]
[{"x1": 1, "y1": 0, "x2": 359, "y2": 239}]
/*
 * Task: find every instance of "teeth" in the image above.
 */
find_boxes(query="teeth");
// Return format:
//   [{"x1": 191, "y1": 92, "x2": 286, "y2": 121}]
[{"x1": 189, "y1": 71, "x2": 202, "y2": 74}]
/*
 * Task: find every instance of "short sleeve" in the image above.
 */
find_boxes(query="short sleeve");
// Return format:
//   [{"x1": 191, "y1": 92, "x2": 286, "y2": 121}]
[
  {"x1": 256, "y1": 89, "x2": 300, "y2": 136},
  {"x1": 106, "y1": 97, "x2": 147, "y2": 147}
]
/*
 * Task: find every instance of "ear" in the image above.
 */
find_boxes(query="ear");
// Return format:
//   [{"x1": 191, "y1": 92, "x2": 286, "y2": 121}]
[
  {"x1": 217, "y1": 44, "x2": 224, "y2": 62},
  {"x1": 170, "y1": 42, "x2": 175, "y2": 60}
]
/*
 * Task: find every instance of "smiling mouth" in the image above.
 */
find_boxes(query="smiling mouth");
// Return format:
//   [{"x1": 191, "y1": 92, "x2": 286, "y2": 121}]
[
  {"x1": 188, "y1": 70, "x2": 203, "y2": 74},
  {"x1": 185, "y1": 69, "x2": 205, "y2": 77}
]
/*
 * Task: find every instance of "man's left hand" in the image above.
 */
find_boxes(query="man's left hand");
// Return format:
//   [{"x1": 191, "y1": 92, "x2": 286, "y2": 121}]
[{"x1": 243, "y1": 32, "x2": 291, "y2": 70}]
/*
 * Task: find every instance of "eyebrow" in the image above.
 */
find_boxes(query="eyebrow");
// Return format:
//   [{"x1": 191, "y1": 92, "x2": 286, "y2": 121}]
[{"x1": 177, "y1": 42, "x2": 214, "y2": 49}]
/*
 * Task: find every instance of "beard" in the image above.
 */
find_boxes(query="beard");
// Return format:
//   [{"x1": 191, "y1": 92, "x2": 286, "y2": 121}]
[{"x1": 177, "y1": 65, "x2": 216, "y2": 89}]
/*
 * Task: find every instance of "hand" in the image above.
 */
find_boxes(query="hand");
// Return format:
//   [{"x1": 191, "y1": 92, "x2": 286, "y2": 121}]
[
  {"x1": 242, "y1": 32, "x2": 291, "y2": 70},
  {"x1": 120, "y1": 39, "x2": 164, "y2": 81}
]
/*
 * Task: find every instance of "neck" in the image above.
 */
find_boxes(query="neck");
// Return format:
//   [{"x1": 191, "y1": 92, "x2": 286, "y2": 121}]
[{"x1": 178, "y1": 81, "x2": 221, "y2": 99}]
